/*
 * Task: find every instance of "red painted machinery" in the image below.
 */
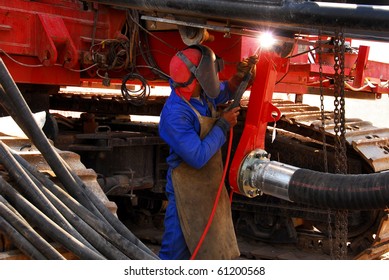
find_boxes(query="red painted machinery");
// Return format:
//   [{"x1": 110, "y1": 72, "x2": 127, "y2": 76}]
[{"x1": 1, "y1": 0, "x2": 389, "y2": 260}]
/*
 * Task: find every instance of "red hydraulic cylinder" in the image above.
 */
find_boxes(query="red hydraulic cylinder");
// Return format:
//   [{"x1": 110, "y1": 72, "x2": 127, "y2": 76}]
[{"x1": 229, "y1": 50, "x2": 288, "y2": 194}]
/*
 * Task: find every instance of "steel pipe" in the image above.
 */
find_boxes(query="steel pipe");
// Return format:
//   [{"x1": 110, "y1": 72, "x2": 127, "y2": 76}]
[{"x1": 92, "y1": 0, "x2": 389, "y2": 41}]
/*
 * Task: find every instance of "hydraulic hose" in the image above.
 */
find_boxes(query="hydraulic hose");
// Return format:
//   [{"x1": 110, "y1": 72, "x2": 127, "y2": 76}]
[
  {"x1": 0, "y1": 197, "x2": 65, "y2": 260},
  {"x1": 238, "y1": 149, "x2": 389, "y2": 210},
  {"x1": 6, "y1": 149, "x2": 128, "y2": 259},
  {"x1": 91, "y1": 0, "x2": 389, "y2": 41},
  {"x1": 288, "y1": 169, "x2": 389, "y2": 210}
]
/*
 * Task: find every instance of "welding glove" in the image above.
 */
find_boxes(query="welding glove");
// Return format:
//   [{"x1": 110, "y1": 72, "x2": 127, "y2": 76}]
[{"x1": 228, "y1": 54, "x2": 259, "y2": 93}]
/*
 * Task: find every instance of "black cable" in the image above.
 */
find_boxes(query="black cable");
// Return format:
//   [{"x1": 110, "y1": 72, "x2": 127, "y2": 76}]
[
  {"x1": 12, "y1": 150, "x2": 159, "y2": 260},
  {"x1": 0, "y1": 141, "x2": 98, "y2": 254},
  {"x1": 0, "y1": 213, "x2": 47, "y2": 260},
  {"x1": 40, "y1": 185, "x2": 130, "y2": 260},
  {"x1": 121, "y1": 72, "x2": 150, "y2": 106},
  {"x1": 0, "y1": 58, "x2": 101, "y2": 217},
  {"x1": 0, "y1": 197, "x2": 65, "y2": 260},
  {"x1": 0, "y1": 176, "x2": 106, "y2": 260}
]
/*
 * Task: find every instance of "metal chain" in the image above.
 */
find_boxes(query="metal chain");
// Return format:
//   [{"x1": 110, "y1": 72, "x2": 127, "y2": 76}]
[
  {"x1": 318, "y1": 30, "x2": 334, "y2": 258},
  {"x1": 333, "y1": 30, "x2": 348, "y2": 174},
  {"x1": 318, "y1": 29, "x2": 329, "y2": 173},
  {"x1": 333, "y1": 29, "x2": 349, "y2": 260}
]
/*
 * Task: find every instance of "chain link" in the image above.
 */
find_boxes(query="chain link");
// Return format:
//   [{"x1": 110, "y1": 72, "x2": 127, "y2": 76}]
[
  {"x1": 332, "y1": 29, "x2": 349, "y2": 260},
  {"x1": 318, "y1": 30, "x2": 335, "y2": 259},
  {"x1": 333, "y1": 30, "x2": 348, "y2": 174},
  {"x1": 318, "y1": 29, "x2": 329, "y2": 173}
]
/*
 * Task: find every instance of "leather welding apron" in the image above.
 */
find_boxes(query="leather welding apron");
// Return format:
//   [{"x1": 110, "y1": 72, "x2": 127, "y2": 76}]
[{"x1": 171, "y1": 99, "x2": 240, "y2": 260}]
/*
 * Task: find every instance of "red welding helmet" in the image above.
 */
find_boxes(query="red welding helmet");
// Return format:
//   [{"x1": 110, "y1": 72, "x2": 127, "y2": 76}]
[{"x1": 170, "y1": 44, "x2": 224, "y2": 99}]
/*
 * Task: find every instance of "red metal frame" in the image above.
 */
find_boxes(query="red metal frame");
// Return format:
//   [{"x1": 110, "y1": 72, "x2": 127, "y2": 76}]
[
  {"x1": 0, "y1": 0, "x2": 126, "y2": 85},
  {"x1": 229, "y1": 50, "x2": 287, "y2": 193}
]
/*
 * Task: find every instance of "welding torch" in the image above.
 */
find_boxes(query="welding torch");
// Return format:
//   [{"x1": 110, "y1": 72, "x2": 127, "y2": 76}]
[{"x1": 224, "y1": 45, "x2": 261, "y2": 111}]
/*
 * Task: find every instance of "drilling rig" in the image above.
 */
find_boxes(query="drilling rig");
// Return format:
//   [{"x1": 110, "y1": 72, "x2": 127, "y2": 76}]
[{"x1": 1, "y1": 0, "x2": 389, "y2": 260}]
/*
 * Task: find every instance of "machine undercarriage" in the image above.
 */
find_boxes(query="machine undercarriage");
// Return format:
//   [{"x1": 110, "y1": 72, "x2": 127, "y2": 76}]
[{"x1": 1, "y1": 0, "x2": 389, "y2": 260}]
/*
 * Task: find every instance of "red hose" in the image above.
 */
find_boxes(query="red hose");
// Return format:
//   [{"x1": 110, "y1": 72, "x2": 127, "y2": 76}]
[{"x1": 190, "y1": 128, "x2": 234, "y2": 260}]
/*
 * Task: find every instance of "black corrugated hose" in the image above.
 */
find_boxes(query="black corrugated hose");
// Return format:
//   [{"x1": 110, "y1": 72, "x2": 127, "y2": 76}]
[{"x1": 289, "y1": 169, "x2": 389, "y2": 210}]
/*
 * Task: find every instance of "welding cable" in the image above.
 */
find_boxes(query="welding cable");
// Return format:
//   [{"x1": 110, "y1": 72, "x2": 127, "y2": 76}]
[
  {"x1": 190, "y1": 126, "x2": 234, "y2": 260},
  {"x1": 0, "y1": 214, "x2": 47, "y2": 260},
  {"x1": 0, "y1": 176, "x2": 106, "y2": 260},
  {"x1": 0, "y1": 197, "x2": 65, "y2": 260},
  {"x1": 0, "y1": 63, "x2": 99, "y2": 216},
  {"x1": 0, "y1": 141, "x2": 99, "y2": 254},
  {"x1": 12, "y1": 151, "x2": 159, "y2": 260}
]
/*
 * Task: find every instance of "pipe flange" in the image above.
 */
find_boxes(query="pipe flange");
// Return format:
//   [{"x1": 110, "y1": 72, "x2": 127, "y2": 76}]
[{"x1": 238, "y1": 149, "x2": 269, "y2": 198}]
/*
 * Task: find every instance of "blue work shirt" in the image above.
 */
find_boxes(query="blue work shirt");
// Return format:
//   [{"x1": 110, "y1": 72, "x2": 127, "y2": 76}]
[{"x1": 158, "y1": 80, "x2": 233, "y2": 260}]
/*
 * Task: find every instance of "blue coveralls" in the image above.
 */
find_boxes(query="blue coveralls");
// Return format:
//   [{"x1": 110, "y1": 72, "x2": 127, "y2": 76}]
[{"x1": 158, "y1": 80, "x2": 233, "y2": 260}]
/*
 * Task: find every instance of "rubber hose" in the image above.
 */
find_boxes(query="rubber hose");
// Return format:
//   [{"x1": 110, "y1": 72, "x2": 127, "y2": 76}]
[
  {"x1": 72, "y1": 170, "x2": 159, "y2": 259},
  {"x1": 13, "y1": 151, "x2": 159, "y2": 260},
  {"x1": 59, "y1": 156, "x2": 158, "y2": 259},
  {"x1": 0, "y1": 65, "x2": 98, "y2": 215},
  {"x1": 288, "y1": 168, "x2": 389, "y2": 210},
  {"x1": 41, "y1": 187, "x2": 130, "y2": 260},
  {"x1": 0, "y1": 176, "x2": 106, "y2": 260},
  {"x1": 0, "y1": 141, "x2": 98, "y2": 254},
  {"x1": 0, "y1": 197, "x2": 65, "y2": 260},
  {"x1": 0, "y1": 67, "x2": 157, "y2": 259},
  {"x1": 0, "y1": 61, "x2": 156, "y2": 259},
  {"x1": 0, "y1": 214, "x2": 47, "y2": 260},
  {"x1": 13, "y1": 156, "x2": 130, "y2": 259}
]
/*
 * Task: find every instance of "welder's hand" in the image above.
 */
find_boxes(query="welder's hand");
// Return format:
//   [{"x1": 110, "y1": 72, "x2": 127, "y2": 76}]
[
  {"x1": 236, "y1": 55, "x2": 259, "y2": 79},
  {"x1": 228, "y1": 55, "x2": 259, "y2": 93},
  {"x1": 220, "y1": 106, "x2": 240, "y2": 128}
]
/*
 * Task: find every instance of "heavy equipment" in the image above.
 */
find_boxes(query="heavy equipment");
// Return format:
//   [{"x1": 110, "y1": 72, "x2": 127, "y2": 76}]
[{"x1": 1, "y1": 0, "x2": 389, "y2": 260}]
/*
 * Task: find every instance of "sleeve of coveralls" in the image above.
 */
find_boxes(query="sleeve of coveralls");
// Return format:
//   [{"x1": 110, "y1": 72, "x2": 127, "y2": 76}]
[{"x1": 159, "y1": 109, "x2": 227, "y2": 169}]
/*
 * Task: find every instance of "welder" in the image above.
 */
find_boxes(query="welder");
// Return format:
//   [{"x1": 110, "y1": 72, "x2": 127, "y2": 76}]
[{"x1": 158, "y1": 44, "x2": 257, "y2": 260}]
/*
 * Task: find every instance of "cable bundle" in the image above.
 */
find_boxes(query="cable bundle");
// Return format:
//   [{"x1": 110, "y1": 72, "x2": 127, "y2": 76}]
[{"x1": 0, "y1": 58, "x2": 159, "y2": 260}]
